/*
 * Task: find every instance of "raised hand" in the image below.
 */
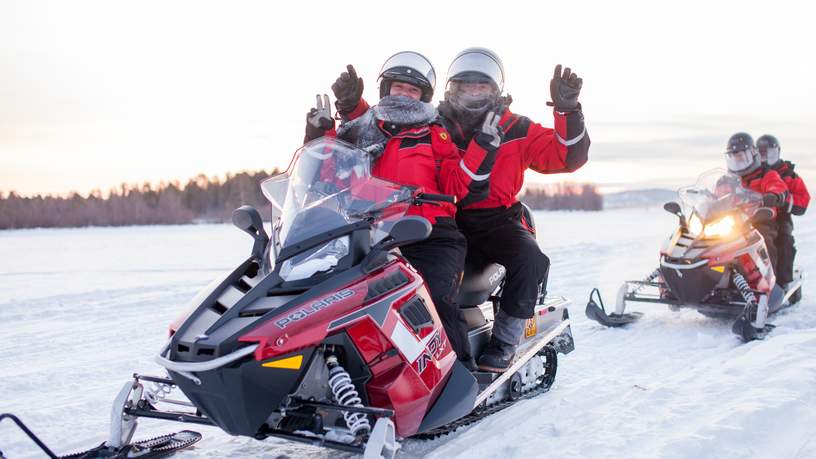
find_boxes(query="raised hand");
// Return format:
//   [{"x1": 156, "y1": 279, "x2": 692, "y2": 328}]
[
  {"x1": 547, "y1": 64, "x2": 583, "y2": 112},
  {"x1": 331, "y1": 64, "x2": 364, "y2": 114},
  {"x1": 475, "y1": 111, "x2": 504, "y2": 150},
  {"x1": 307, "y1": 94, "x2": 334, "y2": 131}
]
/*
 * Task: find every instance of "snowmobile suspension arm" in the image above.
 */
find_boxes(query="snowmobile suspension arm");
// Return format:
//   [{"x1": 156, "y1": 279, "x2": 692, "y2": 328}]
[
  {"x1": 286, "y1": 397, "x2": 395, "y2": 418},
  {"x1": 123, "y1": 406, "x2": 215, "y2": 426}
]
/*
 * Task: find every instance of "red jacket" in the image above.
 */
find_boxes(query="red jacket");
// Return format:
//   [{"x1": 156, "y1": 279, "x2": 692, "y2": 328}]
[
  {"x1": 773, "y1": 161, "x2": 810, "y2": 215},
  {"x1": 437, "y1": 104, "x2": 589, "y2": 209},
  {"x1": 740, "y1": 167, "x2": 789, "y2": 218},
  {"x1": 306, "y1": 100, "x2": 457, "y2": 224}
]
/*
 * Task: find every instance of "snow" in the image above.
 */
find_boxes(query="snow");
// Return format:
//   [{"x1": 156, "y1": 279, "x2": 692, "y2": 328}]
[{"x1": 1, "y1": 208, "x2": 815, "y2": 459}]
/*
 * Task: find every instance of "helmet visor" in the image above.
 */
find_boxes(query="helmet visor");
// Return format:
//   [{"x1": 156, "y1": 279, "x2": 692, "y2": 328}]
[
  {"x1": 725, "y1": 149, "x2": 754, "y2": 173},
  {"x1": 447, "y1": 51, "x2": 504, "y2": 90},
  {"x1": 379, "y1": 51, "x2": 436, "y2": 90},
  {"x1": 765, "y1": 146, "x2": 780, "y2": 165}
]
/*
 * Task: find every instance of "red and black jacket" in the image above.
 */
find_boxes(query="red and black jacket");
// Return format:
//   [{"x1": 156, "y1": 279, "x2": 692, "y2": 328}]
[
  {"x1": 740, "y1": 166, "x2": 789, "y2": 218},
  {"x1": 772, "y1": 160, "x2": 810, "y2": 216},
  {"x1": 437, "y1": 103, "x2": 589, "y2": 210},
  {"x1": 304, "y1": 100, "x2": 457, "y2": 224}
]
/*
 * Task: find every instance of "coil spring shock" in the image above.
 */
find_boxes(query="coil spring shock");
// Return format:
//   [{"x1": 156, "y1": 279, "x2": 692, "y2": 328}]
[
  {"x1": 733, "y1": 272, "x2": 758, "y2": 305},
  {"x1": 632, "y1": 268, "x2": 661, "y2": 295},
  {"x1": 144, "y1": 381, "x2": 173, "y2": 405},
  {"x1": 733, "y1": 272, "x2": 758, "y2": 321},
  {"x1": 326, "y1": 355, "x2": 371, "y2": 436}
]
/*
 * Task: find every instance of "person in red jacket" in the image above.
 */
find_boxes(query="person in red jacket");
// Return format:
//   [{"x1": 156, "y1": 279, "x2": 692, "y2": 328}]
[
  {"x1": 304, "y1": 51, "x2": 476, "y2": 369},
  {"x1": 435, "y1": 48, "x2": 590, "y2": 372},
  {"x1": 757, "y1": 134, "x2": 809, "y2": 298},
  {"x1": 725, "y1": 132, "x2": 789, "y2": 279}
]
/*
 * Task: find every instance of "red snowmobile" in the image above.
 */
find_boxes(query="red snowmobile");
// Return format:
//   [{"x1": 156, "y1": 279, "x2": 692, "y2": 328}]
[
  {"x1": 586, "y1": 169, "x2": 803, "y2": 341},
  {"x1": 1, "y1": 138, "x2": 574, "y2": 458}
]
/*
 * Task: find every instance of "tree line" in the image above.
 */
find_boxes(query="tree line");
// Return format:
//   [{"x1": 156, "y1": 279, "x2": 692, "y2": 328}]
[
  {"x1": 0, "y1": 173, "x2": 601, "y2": 230},
  {"x1": 519, "y1": 183, "x2": 603, "y2": 211}
]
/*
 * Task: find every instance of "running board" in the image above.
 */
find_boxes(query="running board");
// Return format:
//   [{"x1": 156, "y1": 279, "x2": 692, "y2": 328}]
[{"x1": 473, "y1": 318, "x2": 570, "y2": 408}]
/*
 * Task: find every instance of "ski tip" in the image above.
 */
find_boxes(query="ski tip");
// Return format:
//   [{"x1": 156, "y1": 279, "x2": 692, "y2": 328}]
[{"x1": 585, "y1": 302, "x2": 643, "y2": 327}]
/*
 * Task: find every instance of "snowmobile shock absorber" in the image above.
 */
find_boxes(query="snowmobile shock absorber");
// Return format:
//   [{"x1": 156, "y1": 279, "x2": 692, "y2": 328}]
[
  {"x1": 733, "y1": 272, "x2": 758, "y2": 306},
  {"x1": 326, "y1": 355, "x2": 371, "y2": 436},
  {"x1": 632, "y1": 268, "x2": 661, "y2": 294}
]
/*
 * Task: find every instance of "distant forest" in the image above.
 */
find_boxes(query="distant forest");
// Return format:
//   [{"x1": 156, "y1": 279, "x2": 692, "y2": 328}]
[{"x1": 0, "y1": 173, "x2": 602, "y2": 230}]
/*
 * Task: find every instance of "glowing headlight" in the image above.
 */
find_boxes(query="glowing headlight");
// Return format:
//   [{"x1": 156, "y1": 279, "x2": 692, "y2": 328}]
[
  {"x1": 703, "y1": 215, "x2": 735, "y2": 238},
  {"x1": 688, "y1": 214, "x2": 704, "y2": 236},
  {"x1": 687, "y1": 214, "x2": 736, "y2": 238}
]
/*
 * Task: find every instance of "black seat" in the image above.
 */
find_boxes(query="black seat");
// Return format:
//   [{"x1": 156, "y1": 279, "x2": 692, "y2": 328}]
[{"x1": 455, "y1": 260, "x2": 505, "y2": 307}]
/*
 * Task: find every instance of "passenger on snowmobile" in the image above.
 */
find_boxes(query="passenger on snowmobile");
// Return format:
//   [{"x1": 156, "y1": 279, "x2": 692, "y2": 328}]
[
  {"x1": 303, "y1": 51, "x2": 476, "y2": 369},
  {"x1": 434, "y1": 48, "x2": 590, "y2": 372},
  {"x1": 725, "y1": 132, "x2": 790, "y2": 276},
  {"x1": 757, "y1": 134, "x2": 810, "y2": 298}
]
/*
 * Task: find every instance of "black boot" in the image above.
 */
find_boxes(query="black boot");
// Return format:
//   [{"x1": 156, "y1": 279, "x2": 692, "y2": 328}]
[{"x1": 477, "y1": 336, "x2": 517, "y2": 373}]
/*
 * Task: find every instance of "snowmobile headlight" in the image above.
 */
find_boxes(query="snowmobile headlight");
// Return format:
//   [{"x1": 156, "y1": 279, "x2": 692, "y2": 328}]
[
  {"x1": 688, "y1": 214, "x2": 704, "y2": 236},
  {"x1": 702, "y1": 215, "x2": 736, "y2": 238},
  {"x1": 280, "y1": 236, "x2": 350, "y2": 281}
]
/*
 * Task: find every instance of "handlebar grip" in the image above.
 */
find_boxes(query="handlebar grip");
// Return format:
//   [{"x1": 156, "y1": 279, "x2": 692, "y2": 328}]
[{"x1": 418, "y1": 193, "x2": 457, "y2": 204}]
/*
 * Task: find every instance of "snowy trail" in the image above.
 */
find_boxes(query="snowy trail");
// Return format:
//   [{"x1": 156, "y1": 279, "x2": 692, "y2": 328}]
[{"x1": 1, "y1": 209, "x2": 815, "y2": 458}]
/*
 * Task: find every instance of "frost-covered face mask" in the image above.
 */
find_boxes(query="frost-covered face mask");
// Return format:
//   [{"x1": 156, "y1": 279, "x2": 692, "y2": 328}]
[{"x1": 447, "y1": 80, "x2": 498, "y2": 114}]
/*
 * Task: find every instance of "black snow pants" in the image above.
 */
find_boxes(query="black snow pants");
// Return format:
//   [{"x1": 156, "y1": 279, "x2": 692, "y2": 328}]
[
  {"x1": 755, "y1": 220, "x2": 779, "y2": 280},
  {"x1": 774, "y1": 213, "x2": 796, "y2": 286},
  {"x1": 457, "y1": 203, "x2": 550, "y2": 320},
  {"x1": 400, "y1": 218, "x2": 471, "y2": 362}
]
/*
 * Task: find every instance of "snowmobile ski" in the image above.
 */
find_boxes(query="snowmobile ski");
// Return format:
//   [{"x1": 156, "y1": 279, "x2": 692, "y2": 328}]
[
  {"x1": 0, "y1": 413, "x2": 201, "y2": 459},
  {"x1": 585, "y1": 287, "x2": 642, "y2": 327},
  {"x1": 60, "y1": 430, "x2": 202, "y2": 459}
]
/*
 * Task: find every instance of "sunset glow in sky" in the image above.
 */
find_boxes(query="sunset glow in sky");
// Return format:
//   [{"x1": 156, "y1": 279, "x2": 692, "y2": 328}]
[{"x1": 2, "y1": 0, "x2": 814, "y2": 196}]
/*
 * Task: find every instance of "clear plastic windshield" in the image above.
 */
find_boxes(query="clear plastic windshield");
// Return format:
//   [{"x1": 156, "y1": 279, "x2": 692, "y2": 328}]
[
  {"x1": 261, "y1": 138, "x2": 415, "y2": 254},
  {"x1": 678, "y1": 169, "x2": 763, "y2": 221}
]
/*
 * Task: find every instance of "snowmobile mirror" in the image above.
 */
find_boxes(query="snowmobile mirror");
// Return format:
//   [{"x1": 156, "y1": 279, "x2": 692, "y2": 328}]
[
  {"x1": 663, "y1": 201, "x2": 682, "y2": 215},
  {"x1": 751, "y1": 207, "x2": 774, "y2": 224},
  {"x1": 362, "y1": 216, "x2": 432, "y2": 272},
  {"x1": 663, "y1": 201, "x2": 687, "y2": 228},
  {"x1": 232, "y1": 205, "x2": 269, "y2": 260}
]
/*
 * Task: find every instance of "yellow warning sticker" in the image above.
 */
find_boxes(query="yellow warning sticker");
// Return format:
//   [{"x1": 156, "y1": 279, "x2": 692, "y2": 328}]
[{"x1": 524, "y1": 318, "x2": 537, "y2": 338}]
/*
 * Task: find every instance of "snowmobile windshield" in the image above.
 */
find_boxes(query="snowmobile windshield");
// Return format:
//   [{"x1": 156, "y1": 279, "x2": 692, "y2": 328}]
[
  {"x1": 261, "y1": 138, "x2": 415, "y2": 255},
  {"x1": 678, "y1": 169, "x2": 763, "y2": 221}
]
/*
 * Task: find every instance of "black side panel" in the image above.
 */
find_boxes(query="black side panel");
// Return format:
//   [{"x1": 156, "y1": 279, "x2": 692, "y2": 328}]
[
  {"x1": 415, "y1": 360, "x2": 478, "y2": 434},
  {"x1": 455, "y1": 263, "x2": 505, "y2": 306}
]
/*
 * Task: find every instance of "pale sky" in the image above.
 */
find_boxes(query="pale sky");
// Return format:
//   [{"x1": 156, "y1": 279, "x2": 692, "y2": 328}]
[{"x1": 1, "y1": 0, "x2": 814, "y2": 196}]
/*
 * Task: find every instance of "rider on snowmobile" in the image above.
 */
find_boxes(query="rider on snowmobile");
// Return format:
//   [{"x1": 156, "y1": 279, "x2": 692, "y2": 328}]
[
  {"x1": 303, "y1": 51, "x2": 476, "y2": 370},
  {"x1": 435, "y1": 48, "x2": 590, "y2": 372},
  {"x1": 756, "y1": 134, "x2": 810, "y2": 294},
  {"x1": 724, "y1": 132, "x2": 790, "y2": 276}
]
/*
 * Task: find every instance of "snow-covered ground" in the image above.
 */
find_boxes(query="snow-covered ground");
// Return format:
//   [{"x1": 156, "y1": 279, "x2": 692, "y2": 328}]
[{"x1": 1, "y1": 207, "x2": 815, "y2": 459}]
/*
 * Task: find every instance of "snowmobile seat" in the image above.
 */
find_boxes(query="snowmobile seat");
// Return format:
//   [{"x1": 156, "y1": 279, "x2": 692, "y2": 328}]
[{"x1": 455, "y1": 261, "x2": 506, "y2": 307}]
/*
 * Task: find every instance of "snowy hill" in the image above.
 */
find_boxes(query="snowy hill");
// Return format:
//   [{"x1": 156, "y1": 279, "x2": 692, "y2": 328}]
[
  {"x1": 1, "y1": 208, "x2": 815, "y2": 458},
  {"x1": 603, "y1": 188, "x2": 678, "y2": 209}
]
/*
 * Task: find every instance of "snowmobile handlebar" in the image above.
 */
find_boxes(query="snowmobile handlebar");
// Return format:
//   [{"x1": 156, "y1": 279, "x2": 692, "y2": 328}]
[{"x1": 415, "y1": 193, "x2": 457, "y2": 204}]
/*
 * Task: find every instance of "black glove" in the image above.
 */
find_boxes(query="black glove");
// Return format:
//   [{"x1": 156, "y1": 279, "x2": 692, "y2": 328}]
[
  {"x1": 305, "y1": 94, "x2": 334, "y2": 142},
  {"x1": 762, "y1": 192, "x2": 785, "y2": 208},
  {"x1": 547, "y1": 64, "x2": 582, "y2": 112},
  {"x1": 474, "y1": 111, "x2": 504, "y2": 151},
  {"x1": 331, "y1": 64, "x2": 364, "y2": 115}
]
